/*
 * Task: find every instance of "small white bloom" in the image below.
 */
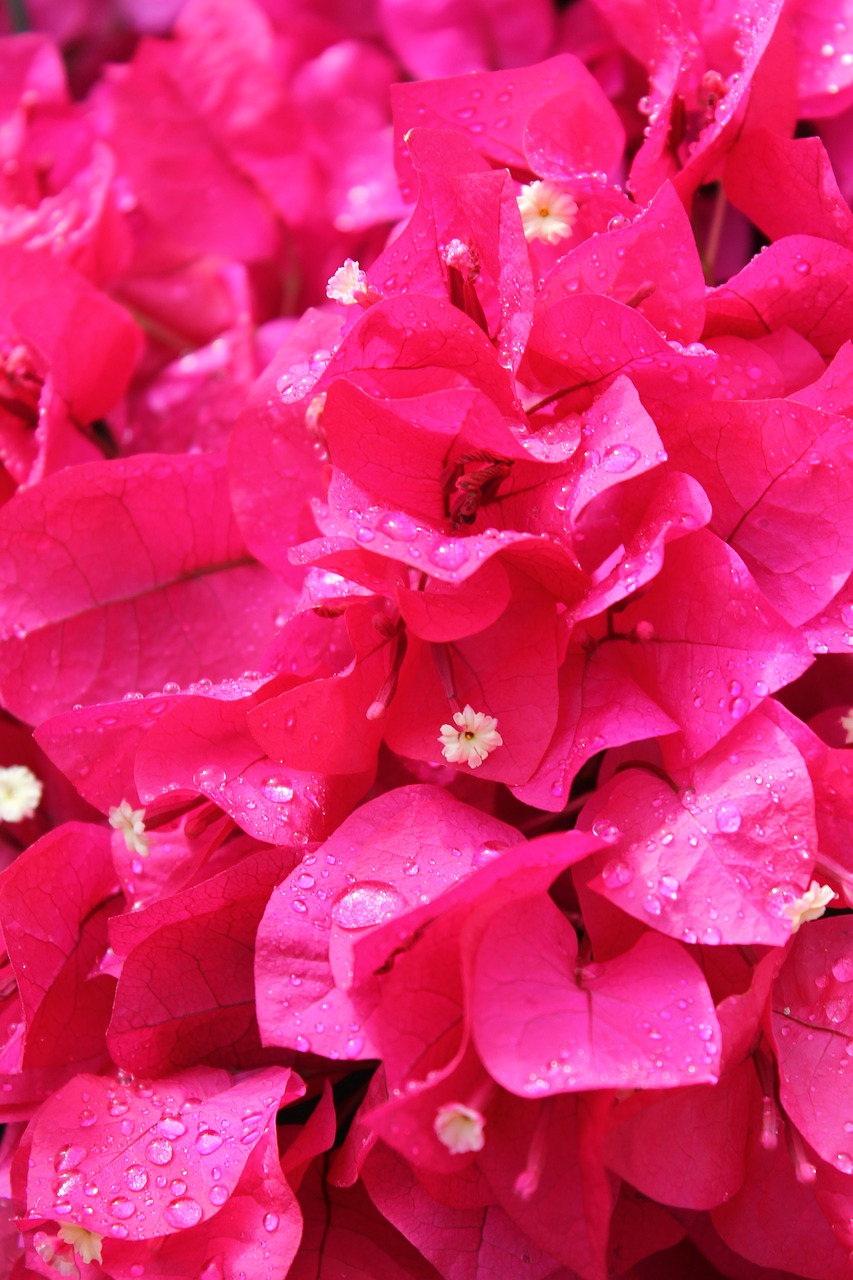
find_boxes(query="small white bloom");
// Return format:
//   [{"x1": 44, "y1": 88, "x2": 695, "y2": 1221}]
[
  {"x1": 0, "y1": 764, "x2": 42, "y2": 821},
  {"x1": 434, "y1": 1102, "x2": 486, "y2": 1154},
  {"x1": 517, "y1": 179, "x2": 578, "y2": 245},
  {"x1": 108, "y1": 799, "x2": 150, "y2": 857},
  {"x1": 326, "y1": 258, "x2": 370, "y2": 305},
  {"x1": 57, "y1": 1223, "x2": 104, "y2": 1265},
  {"x1": 784, "y1": 881, "x2": 836, "y2": 932},
  {"x1": 439, "y1": 704, "x2": 503, "y2": 769},
  {"x1": 841, "y1": 708, "x2": 853, "y2": 744}
]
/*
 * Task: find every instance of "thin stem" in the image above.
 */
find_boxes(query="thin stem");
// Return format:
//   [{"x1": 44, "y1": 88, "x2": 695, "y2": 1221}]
[{"x1": 702, "y1": 185, "x2": 728, "y2": 286}]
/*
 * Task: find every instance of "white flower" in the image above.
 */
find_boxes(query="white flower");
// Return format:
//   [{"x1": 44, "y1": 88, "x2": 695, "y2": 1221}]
[
  {"x1": 841, "y1": 708, "x2": 853, "y2": 744},
  {"x1": 0, "y1": 764, "x2": 42, "y2": 821},
  {"x1": 517, "y1": 179, "x2": 578, "y2": 244},
  {"x1": 326, "y1": 258, "x2": 370, "y2": 305},
  {"x1": 57, "y1": 1223, "x2": 104, "y2": 1265},
  {"x1": 434, "y1": 1102, "x2": 486, "y2": 1154},
  {"x1": 784, "y1": 881, "x2": 836, "y2": 932},
  {"x1": 108, "y1": 799, "x2": 150, "y2": 857},
  {"x1": 439, "y1": 704, "x2": 503, "y2": 768}
]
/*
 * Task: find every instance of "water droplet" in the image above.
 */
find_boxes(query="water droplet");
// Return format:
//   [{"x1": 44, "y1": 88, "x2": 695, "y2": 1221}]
[
  {"x1": 331, "y1": 881, "x2": 407, "y2": 929},
  {"x1": 344, "y1": 1034, "x2": 365, "y2": 1058},
  {"x1": 729, "y1": 696, "x2": 749, "y2": 720},
  {"x1": 472, "y1": 843, "x2": 503, "y2": 869},
  {"x1": 158, "y1": 1115, "x2": 186, "y2": 1139},
  {"x1": 427, "y1": 539, "x2": 469, "y2": 571},
  {"x1": 195, "y1": 1129, "x2": 223, "y2": 1155},
  {"x1": 263, "y1": 1212, "x2": 280, "y2": 1233},
  {"x1": 836, "y1": 1152, "x2": 853, "y2": 1174},
  {"x1": 715, "y1": 801, "x2": 742, "y2": 834},
  {"x1": 643, "y1": 893, "x2": 663, "y2": 916},
  {"x1": 261, "y1": 776, "x2": 294, "y2": 804},
  {"x1": 659, "y1": 874, "x2": 680, "y2": 899},
  {"x1": 145, "y1": 1138, "x2": 174, "y2": 1165},
  {"x1": 377, "y1": 511, "x2": 419, "y2": 541},
  {"x1": 826, "y1": 997, "x2": 850, "y2": 1024},
  {"x1": 601, "y1": 859, "x2": 633, "y2": 887},
  {"x1": 125, "y1": 1165, "x2": 148, "y2": 1191},
  {"x1": 603, "y1": 443, "x2": 641, "y2": 473},
  {"x1": 55, "y1": 1145, "x2": 87, "y2": 1172},
  {"x1": 164, "y1": 1196, "x2": 203, "y2": 1229},
  {"x1": 78, "y1": 1109, "x2": 96, "y2": 1128},
  {"x1": 592, "y1": 819, "x2": 622, "y2": 844},
  {"x1": 109, "y1": 1196, "x2": 135, "y2": 1219},
  {"x1": 209, "y1": 1184, "x2": 228, "y2": 1206},
  {"x1": 193, "y1": 765, "x2": 226, "y2": 790},
  {"x1": 833, "y1": 957, "x2": 853, "y2": 983}
]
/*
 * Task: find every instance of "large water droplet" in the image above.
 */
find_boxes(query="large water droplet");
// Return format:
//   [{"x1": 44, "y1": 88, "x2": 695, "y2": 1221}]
[
  {"x1": 263, "y1": 1212, "x2": 280, "y2": 1233},
  {"x1": 109, "y1": 1196, "x2": 135, "y2": 1220},
  {"x1": 603, "y1": 443, "x2": 641, "y2": 473},
  {"x1": 427, "y1": 539, "x2": 469, "y2": 571},
  {"x1": 157, "y1": 1115, "x2": 186, "y2": 1139},
  {"x1": 125, "y1": 1165, "x2": 148, "y2": 1191},
  {"x1": 209, "y1": 1184, "x2": 229, "y2": 1206},
  {"x1": 261, "y1": 776, "x2": 294, "y2": 804},
  {"x1": 826, "y1": 997, "x2": 850, "y2": 1024},
  {"x1": 592, "y1": 819, "x2": 622, "y2": 844},
  {"x1": 331, "y1": 881, "x2": 407, "y2": 929},
  {"x1": 164, "y1": 1196, "x2": 203, "y2": 1229},
  {"x1": 145, "y1": 1137, "x2": 174, "y2": 1165},
  {"x1": 833, "y1": 957, "x2": 853, "y2": 983},
  {"x1": 54, "y1": 1144, "x2": 87, "y2": 1172},
  {"x1": 377, "y1": 511, "x2": 419, "y2": 542},
  {"x1": 715, "y1": 801, "x2": 742, "y2": 834},
  {"x1": 193, "y1": 765, "x2": 226, "y2": 790},
  {"x1": 601, "y1": 859, "x2": 633, "y2": 887}
]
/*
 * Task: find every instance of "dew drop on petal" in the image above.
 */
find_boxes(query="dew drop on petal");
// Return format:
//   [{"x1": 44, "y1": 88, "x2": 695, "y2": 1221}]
[
  {"x1": 427, "y1": 539, "x2": 469, "y2": 571},
  {"x1": 157, "y1": 1116, "x2": 186, "y2": 1139},
  {"x1": 330, "y1": 881, "x2": 407, "y2": 929},
  {"x1": 601, "y1": 859, "x2": 633, "y2": 887},
  {"x1": 715, "y1": 801, "x2": 742, "y2": 833},
  {"x1": 195, "y1": 1130, "x2": 223, "y2": 1155},
  {"x1": 164, "y1": 1197, "x2": 203, "y2": 1229},
  {"x1": 55, "y1": 1145, "x2": 87, "y2": 1173},
  {"x1": 603, "y1": 443, "x2": 641, "y2": 473},
  {"x1": 145, "y1": 1138, "x2": 174, "y2": 1165},
  {"x1": 124, "y1": 1165, "x2": 148, "y2": 1191},
  {"x1": 109, "y1": 1197, "x2": 135, "y2": 1220},
  {"x1": 826, "y1": 998, "x2": 850, "y2": 1024}
]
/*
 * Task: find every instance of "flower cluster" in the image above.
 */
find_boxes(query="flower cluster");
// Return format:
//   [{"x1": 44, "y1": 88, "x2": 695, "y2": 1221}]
[{"x1": 0, "y1": 0, "x2": 852, "y2": 1276}]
